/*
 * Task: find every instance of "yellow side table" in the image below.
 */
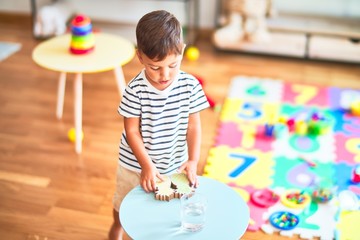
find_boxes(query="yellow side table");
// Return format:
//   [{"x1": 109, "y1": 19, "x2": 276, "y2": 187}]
[{"x1": 32, "y1": 32, "x2": 135, "y2": 154}]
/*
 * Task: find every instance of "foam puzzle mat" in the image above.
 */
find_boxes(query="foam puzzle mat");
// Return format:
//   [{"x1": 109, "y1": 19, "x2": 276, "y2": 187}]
[{"x1": 203, "y1": 76, "x2": 360, "y2": 239}]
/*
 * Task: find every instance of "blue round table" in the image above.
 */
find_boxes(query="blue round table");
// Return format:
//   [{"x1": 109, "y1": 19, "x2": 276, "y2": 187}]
[{"x1": 120, "y1": 176, "x2": 249, "y2": 240}]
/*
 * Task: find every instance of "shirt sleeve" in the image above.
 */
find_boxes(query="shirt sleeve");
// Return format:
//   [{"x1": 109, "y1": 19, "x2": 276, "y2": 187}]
[
  {"x1": 189, "y1": 81, "x2": 210, "y2": 114},
  {"x1": 118, "y1": 85, "x2": 141, "y2": 118}
]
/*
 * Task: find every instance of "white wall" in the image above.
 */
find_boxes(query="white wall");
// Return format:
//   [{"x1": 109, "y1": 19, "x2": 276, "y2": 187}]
[{"x1": 0, "y1": 0, "x2": 359, "y2": 28}]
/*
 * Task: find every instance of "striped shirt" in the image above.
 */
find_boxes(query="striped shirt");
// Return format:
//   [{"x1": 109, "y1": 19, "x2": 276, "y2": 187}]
[{"x1": 118, "y1": 69, "x2": 209, "y2": 175}]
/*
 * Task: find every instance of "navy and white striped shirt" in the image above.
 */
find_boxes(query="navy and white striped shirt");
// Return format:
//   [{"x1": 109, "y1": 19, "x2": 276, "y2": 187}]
[{"x1": 118, "y1": 69, "x2": 209, "y2": 175}]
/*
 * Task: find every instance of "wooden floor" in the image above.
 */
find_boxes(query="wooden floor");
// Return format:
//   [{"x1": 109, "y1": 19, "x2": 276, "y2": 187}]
[{"x1": 1, "y1": 13, "x2": 359, "y2": 240}]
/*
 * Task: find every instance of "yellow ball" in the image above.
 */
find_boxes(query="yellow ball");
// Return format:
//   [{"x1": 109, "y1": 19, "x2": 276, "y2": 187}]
[
  {"x1": 68, "y1": 128, "x2": 84, "y2": 142},
  {"x1": 185, "y1": 46, "x2": 200, "y2": 61},
  {"x1": 350, "y1": 101, "x2": 360, "y2": 116}
]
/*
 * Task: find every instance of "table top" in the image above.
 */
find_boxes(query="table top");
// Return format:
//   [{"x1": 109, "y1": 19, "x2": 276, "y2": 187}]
[
  {"x1": 32, "y1": 32, "x2": 135, "y2": 73},
  {"x1": 120, "y1": 176, "x2": 249, "y2": 240}
]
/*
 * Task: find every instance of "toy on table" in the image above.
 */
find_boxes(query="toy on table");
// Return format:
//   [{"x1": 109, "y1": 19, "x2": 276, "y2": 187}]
[
  {"x1": 281, "y1": 189, "x2": 311, "y2": 209},
  {"x1": 250, "y1": 189, "x2": 279, "y2": 207},
  {"x1": 351, "y1": 165, "x2": 360, "y2": 183},
  {"x1": 154, "y1": 173, "x2": 194, "y2": 201},
  {"x1": 69, "y1": 14, "x2": 95, "y2": 54},
  {"x1": 269, "y1": 211, "x2": 299, "y2": 230}
]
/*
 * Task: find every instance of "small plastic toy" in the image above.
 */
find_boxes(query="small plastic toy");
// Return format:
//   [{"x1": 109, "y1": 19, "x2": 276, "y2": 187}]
[
  {"x1": 185, "y1": 46, "x2": 200, "y2": 61},
  {"x1": 350, "y1": 101, "x2": 360, "y2": 116},
  {"x1": 281, "y1": 189, "x2": 311, "y2": 209},
  {"x1": 299, "y1": 155, "x2": 317, "y2": 168},
  {"x1": 269, "y1": 211, "x2": 299, "y2": 230},
  {"x1": 278, "y1": 115, "x2": 287, "y2": 124},
  {"x1": 295, "y1": 120, "x2": 308, "y2": 135},
  {"x1": 69, "y1": 14, "x2": 95, "y2": 54},
  {"x1": 351, "y1": 165, "x2": 360, "y2": 183},
  {"x1": 68, "y1": 128, "x2": 84, "y2": 142},
  {"x1": 286, "y1": 118, "x2": 296, "y2": 132},
  {"x1": 250, "y1": 189, "x2": 279, "y2": 208},
  {"x1": 312, "y1": 188, "x2": 334, "y2": 203},
  {"x1": 264, "y1": 123, "x2": 275, "y2": 137}
]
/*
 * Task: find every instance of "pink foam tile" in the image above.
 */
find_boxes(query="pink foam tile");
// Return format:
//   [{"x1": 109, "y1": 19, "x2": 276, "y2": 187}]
[
  {"x1": 253, "y1": 125, "x2": 276, "y2": 152},
  {"x1": 215, "y1": 122, "x2": 242, "y2": 148},
  {"x1": 215, "y1": 122, "x2": 274, "y2": 151},
  {"x1": 282, "y1": 82, "x2": 329, "y2": 107},
  {"x1": 334, "y1": 132, "x2": 360, "y2": 164},
  {"x1": 342, "y1": 113, "x2": 360, "y2": 136}
]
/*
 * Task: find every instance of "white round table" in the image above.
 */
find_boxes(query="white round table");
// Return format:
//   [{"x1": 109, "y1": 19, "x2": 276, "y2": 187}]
[{"x1": 120, "y1": 176, "x2": 249, "y2": 240}]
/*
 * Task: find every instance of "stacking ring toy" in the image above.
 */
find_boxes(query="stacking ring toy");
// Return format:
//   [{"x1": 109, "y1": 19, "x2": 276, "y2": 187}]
[
  {"x1": 269, "y1": 211, "x2": 299, "y2": 230},
  {"x1": 281, "y1": 189, "x2": 311, "y2": 209},
  {"x1": 250, "y1": 189, "x2": 279, "y2": 208}
]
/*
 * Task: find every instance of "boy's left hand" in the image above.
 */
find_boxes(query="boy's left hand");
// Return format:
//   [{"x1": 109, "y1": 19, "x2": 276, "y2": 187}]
[{"x1": 178, "y1": 160, "x2": 198, "y2": 188}]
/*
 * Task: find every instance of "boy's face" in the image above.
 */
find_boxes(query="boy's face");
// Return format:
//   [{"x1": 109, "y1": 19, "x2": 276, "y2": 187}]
[{"x1": 137, "y1": 50, "x2": 184, "y2": 91}]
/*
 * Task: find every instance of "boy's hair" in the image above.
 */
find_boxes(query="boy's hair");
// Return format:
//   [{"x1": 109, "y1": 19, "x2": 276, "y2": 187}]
[{"x1": 136, "y1": 10, "x2": 183, "y2": 61}]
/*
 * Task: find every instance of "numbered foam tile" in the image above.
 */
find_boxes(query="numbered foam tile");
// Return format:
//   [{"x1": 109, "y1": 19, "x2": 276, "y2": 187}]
[
  {"x1": 299, "y1": 202, "x2": 337, "y2": 240},
  {"x1": 228, "y1": 76, "x2": 284, "y2": 103},
  {"x1": 220, "y1": 99, "x2": 281, "y2": 126},
  {"x1": 203, "y1": 146, "x2": 274, "y2": 188},
  {"x1": 214, "y1": 122, "x2": 243, "y2": 147},
  {"x1": 328, "y1": 87, "x2": 360, "y2": 110},
  {"x1": 334, "y1": 162, "x2": 360, "y2": 195},
  {"x1": 334, "y1": 133, "x2": 360, "y2": 164},
  {"x1": 282, "y1": 82, "x2": 329, "y2": 107},
  {"x1": 335, "y1": 88, "x2": 360, "y2": 110},
  {"x1": 325, "y1": 108, "x2": 360, "y2": 136},
  {"x1": 271, "y1": 133, "x2": 336, "y2": 163}
]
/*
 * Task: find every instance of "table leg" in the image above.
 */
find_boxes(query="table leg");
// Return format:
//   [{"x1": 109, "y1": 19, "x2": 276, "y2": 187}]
[
  {"x1": 56, "y1": 72, "x2": 66, "y2": 119},
  {"x1": 113, "y1": 66, "x2": 126, "y2": 98},
  {"x1": 74, "y1": 73, "x2": 83, "y2": 154}
]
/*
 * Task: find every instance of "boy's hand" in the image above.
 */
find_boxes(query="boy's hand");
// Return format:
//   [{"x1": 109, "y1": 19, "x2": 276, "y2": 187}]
[
  {"x1": 140, "y1": 165, "x2": 165, "y2": 193},
  {"x1": 178, "y1": 160, "x2": 198, "y2": 188}
]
